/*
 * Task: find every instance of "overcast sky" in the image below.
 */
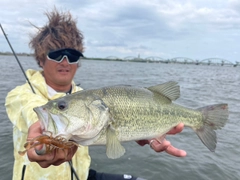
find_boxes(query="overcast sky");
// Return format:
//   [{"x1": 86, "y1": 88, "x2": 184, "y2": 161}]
[{"x1": 1, "y1": 0, "x2": 240, "y2": 63}]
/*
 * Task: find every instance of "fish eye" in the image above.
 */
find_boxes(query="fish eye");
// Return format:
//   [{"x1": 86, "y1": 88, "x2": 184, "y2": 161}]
[{"x1": 57, "y1": 100, "x2": 68, "y2": 110}]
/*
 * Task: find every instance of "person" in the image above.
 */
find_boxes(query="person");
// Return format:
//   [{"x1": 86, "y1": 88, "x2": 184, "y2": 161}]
[{"x1": 5, "y1": 8, "x2": 186, "y2": 180}]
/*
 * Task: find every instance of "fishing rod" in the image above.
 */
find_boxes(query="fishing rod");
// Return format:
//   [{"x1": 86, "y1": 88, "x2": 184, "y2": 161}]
[
  {"x1": 1, "y1": 24, "x2": 80, "y2": 180},
  {"x1": 0, "y1": 23, "x2": 36, "y2": 94},
  {"x1": 0, "y1": 23, "x2": 33, "y2": 180}
]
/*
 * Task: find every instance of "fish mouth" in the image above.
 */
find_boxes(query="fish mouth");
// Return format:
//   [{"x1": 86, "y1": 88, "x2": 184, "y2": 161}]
[
  {"x1": 33, "y1": 107, "x2": 71, "y2": 139},
  {"x1": 33, "y1": 107, "x2": 49, "y2": 132}
]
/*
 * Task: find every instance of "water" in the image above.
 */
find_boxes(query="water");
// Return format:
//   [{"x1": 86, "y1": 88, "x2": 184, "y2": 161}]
[{"x1": 0, "y1": 55, "x2": 239, "y2": 180}]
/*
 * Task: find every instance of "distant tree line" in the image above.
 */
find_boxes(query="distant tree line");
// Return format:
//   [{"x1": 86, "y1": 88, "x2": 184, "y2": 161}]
[{"x1": 0, "y1": 51, "x2": 33, "y2": 56}]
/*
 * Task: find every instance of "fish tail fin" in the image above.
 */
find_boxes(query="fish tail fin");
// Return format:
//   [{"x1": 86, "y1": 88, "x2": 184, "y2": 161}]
[{"x1": 195, "y1": 104, "x2": 228, "y2": 152}]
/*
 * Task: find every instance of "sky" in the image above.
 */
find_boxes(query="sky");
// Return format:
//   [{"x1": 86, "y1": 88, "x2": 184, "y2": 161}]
[{"x1": 1, "y1": 0, "x2": 240, "y2": 63}]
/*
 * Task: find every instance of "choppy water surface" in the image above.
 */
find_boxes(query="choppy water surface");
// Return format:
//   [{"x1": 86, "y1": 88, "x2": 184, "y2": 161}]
[{"x1": 0, "y1": 55, "x2": 239, "y2": 180}]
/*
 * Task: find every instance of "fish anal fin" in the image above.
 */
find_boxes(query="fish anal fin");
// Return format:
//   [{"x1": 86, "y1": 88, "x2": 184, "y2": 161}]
[
  {"x1": 147, "y1": 81, "x2": 180, "y2": 101},
  {"x1": 106, "y1": 125, "x2": 125, "y2": 159}
]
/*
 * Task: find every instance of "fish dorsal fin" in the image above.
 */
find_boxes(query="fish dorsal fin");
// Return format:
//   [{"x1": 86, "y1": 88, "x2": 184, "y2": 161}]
[
  {"x1": 106, "y1": 125, "x2": 125, "y2": 159},
  {"x1": 147, "y1": 81, "x2": 180, "y2": 101}
]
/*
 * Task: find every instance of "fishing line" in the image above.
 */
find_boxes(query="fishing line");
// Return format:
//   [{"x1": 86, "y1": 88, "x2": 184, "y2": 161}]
[{"x1": 1, "y1": 23, "x2": 80, "y2": 180}]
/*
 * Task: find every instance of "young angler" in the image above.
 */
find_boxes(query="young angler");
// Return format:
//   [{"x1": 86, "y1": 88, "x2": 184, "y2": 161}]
[{"x1": 5, "y1": 9, "x2": 185, "y2": 180}]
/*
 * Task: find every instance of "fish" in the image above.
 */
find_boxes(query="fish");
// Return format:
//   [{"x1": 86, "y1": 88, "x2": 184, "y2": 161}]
[{"x1": 34, "y1": 81, "x2": 229, "y2": 159}]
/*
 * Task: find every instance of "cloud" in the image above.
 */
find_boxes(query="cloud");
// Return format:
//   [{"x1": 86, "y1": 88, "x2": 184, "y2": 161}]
[
  {"x1": 1, "y1": 0, "x2": 240, "y2": 62},
  {"x1": 228, "y1": 0, "x2": 240, "y2": 12}
]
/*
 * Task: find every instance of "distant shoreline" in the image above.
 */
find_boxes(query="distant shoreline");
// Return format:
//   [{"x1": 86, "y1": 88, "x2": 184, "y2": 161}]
[
  {"x1": 1, "y1": 53, "x2": 239, "y2": 67},
  {"x1": 0, "y1": 53, "x2": 122, "y2": 61},
  {"x1": 0, "y1": 52, "x2": 33, "y2": 56}
]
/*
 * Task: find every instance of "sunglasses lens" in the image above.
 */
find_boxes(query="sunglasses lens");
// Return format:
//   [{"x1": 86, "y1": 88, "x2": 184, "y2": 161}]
[
  {"x1": 67, "y1": 54, "x2": 79, "y2": 62},
  {"x1": 48, "y1": 48, "x2": 83, "y2": 63}
]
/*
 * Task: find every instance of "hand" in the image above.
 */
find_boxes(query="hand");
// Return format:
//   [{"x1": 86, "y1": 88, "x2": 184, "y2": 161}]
[
  {"x1": 136, "y1": 123, "x2": 186, "y2": 157},
  {"x1": 26, "y1": 121, "x2": 78, "y2": 168}
]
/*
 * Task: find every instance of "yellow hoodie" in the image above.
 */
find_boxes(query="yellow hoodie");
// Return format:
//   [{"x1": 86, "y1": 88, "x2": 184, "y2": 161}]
[{"x1": 5, "y1": 69, "x2": 90, "y2": 180}]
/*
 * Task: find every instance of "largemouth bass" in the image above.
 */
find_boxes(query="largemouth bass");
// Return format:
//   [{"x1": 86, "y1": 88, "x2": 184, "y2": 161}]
[{"x1": 34, "y1": 81, "x2": 228, "y2": 159}]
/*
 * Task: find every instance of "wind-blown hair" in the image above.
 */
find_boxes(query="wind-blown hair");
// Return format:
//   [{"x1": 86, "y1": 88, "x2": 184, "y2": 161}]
[{"x1": 29, "y1": 8, "x2": 84, "y2": 67}]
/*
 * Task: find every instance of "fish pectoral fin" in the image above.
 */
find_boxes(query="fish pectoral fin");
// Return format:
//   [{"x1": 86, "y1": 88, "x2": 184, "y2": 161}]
[
  {"x1": 106, "y1": 126, "x2": 125, "y2": 159},
  {"x1": 147, "y1": 81, "x2": 180, "y2": 101}
]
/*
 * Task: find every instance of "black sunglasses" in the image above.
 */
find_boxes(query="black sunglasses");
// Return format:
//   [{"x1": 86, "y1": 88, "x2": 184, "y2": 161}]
[{"x1": 47, "y1": 48, "x2": 84, "y2": 64}]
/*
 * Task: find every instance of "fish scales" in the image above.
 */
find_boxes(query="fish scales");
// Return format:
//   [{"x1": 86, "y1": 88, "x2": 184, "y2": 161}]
[
  {"x1": 89, "y1": 86, "x2": 202, "y2": 141},
  {"x1": 33, "y1": 81, "x2": 229, "y2": 159}
]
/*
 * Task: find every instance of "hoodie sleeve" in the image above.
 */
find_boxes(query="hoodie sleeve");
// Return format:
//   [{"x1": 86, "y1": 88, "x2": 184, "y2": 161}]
[{"x1": 5, "y1": 83, "x2": 48, "y2": 134}]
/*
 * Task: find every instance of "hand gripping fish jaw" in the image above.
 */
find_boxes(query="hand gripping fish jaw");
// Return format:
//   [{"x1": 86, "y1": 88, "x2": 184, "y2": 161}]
[{"x1": 19, "y1": 96, "x2": 111, "y2": 158}]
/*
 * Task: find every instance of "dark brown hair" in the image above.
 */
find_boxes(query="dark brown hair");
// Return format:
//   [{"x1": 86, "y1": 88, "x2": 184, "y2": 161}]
[{"x1": 29, "y1": 8, "x2": 84, "y2": 67}]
